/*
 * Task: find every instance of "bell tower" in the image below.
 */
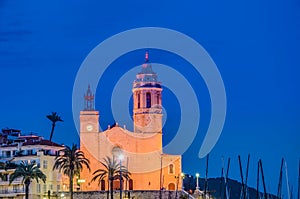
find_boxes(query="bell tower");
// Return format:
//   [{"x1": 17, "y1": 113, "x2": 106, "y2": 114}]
[
  {"x1": 132, "y1": 52, "x2": 163, "y2": 135},
  {"x1": 80, "y1": 85, "x2": 99, "y2": 133}
]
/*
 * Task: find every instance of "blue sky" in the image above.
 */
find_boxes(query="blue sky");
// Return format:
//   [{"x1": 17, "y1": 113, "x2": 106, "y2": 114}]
[{"x1": 0, "y1": 0, "x2": 299, "y2": 195}]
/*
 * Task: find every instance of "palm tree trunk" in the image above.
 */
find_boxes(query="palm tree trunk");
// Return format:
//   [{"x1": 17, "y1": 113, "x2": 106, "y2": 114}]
[
  {"x1": 49, "y1": 123, "x2": 55, "y2": 141},
  {"x1": 110, "y1": 179, "x2": 114, "y2": 199},
  {"x1": 25, "y1": 179, "x2": 30, "y2": 199},
  {"x1": 70, "y1": 175, "x2": 74, "y2": 199}
]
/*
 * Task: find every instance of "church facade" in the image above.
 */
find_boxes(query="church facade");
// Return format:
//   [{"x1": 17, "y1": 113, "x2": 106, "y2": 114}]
[{"x1": 79, "y1": 52, "x2": 182, "y2": 191}]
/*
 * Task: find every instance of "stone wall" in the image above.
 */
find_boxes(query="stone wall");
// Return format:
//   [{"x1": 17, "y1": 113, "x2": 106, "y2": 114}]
[{"x1": 71, "y1": 190, "x2": 185, "y2": 199}]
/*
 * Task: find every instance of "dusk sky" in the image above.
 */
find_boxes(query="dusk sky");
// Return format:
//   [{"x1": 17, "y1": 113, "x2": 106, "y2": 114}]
[{"x1": 1, "y1": 0, "x2": 299, "y2": 195}]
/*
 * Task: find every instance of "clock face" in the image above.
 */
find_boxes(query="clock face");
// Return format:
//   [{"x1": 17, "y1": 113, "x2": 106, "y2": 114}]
[{"x1": 86, "y1": 124, "x2": 93, "y2": 132}]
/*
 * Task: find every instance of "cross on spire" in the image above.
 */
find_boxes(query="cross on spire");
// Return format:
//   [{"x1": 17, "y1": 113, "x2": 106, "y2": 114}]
[{"x1": 145, "y1": 51, "x2": 149, "y2": 62}]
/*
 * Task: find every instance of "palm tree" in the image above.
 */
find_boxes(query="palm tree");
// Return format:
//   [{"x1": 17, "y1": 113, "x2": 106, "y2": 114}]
[
  {"x1": 91, "y1": 156, "x2": 130, "y2": 199},
  {"x1": 46, "y1": 112, "x2": 63, "y2": 141},
  {"x1": 53, "y1": 144, "x2": 90, "y2": 199},
  {"x1": 9, "y1": 161, "x2": 46, "y2": 199}
]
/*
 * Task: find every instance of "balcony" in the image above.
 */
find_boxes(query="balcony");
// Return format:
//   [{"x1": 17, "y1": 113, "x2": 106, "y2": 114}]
[{"x1": 0, "y1": 189, "x2": 25, "y2": 197}]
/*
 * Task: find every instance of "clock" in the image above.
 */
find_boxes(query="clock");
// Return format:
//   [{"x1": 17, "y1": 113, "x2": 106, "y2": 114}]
[{"x1": 86, "y1": 124, "x2": 94, "y2": 132}]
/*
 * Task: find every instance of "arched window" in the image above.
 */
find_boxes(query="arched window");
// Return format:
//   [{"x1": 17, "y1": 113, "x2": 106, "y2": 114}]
[
  {"x1": 129, "y1": 179, "x2": 133, "y2": 190},
  {"x1": 146, "y1": 92, "x2": 151, "y2": 108},
  {"x1": 101, "y1": 180, "x2": 105, "y2": 190},
  {"x1": 137, "y1": 93, "x2": 140, "y2": 109},
  {"x1": 169, "y1": 164, "x2": 174, "y2": 174}
]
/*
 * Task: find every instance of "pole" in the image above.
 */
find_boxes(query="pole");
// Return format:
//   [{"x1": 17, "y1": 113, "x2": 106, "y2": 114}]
[
  {"x1": 159, "y1": 155, "x2": 162, "y2": 199},
  {"x1": 257, "y1": 161, "x2": 260, "y2": 199},
  {"x1": 175, "y1": 174, "x2": 179, "y2": 199},
  {"x1": 298, "y1": 158, "x2": 300, "y2": 199},
  {"x1": 126, "y1": 157, "x2": 129, "y2": 199},
  {"x1": 220, "y1": 156, "x2": 224, "y2": 199},
  {"x1": 277, "y1": 158, "x2": 284, "y2": 199},
  {"x1": 204, "y1": 154, "x2": 209, "y2": 196},
  {"x1": 244, "y1": 154, "x2": 250, "y2": 199},
  {"x1": 284, "y1": 160, "x2": 291, "y2": 199},
  {"x1": 259, "y1": 159, "x2": 267, "y2": 199},
  {"x1": 238, "y1": 155, "x2": 245, "y2": 199},
  {"x1": 224, "y1": 158, "x2": 230, "y2": 199},
  {"x1": 120, "y1": 158, "x2": 122, "y2": 199}
]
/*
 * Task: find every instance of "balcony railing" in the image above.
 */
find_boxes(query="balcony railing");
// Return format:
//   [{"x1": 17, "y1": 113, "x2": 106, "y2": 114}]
[{"x1": 0, "y1": 189, "x2": 25, "y2": 194}]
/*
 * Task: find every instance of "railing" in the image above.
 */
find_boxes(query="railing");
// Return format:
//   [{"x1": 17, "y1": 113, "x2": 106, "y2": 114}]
[
  {"x1": 0, "y1": 189, "x2": 25, "y2": 194},
  {"x1": 182, "y1": 189, "x2": 196, "y2": 199}
]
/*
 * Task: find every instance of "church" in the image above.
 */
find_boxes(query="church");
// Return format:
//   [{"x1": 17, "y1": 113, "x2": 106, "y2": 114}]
[{"x1": 79, "y1": 52, "x2": 182, "y2": 191}]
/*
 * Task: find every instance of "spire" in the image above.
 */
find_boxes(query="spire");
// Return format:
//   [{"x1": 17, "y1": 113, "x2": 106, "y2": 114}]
[{"x1": 84, "y1": 84, "x2": 95, "y2": 111}]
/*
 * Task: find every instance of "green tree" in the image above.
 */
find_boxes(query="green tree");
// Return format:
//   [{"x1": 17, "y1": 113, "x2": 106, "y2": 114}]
[
  {"x1": 46, "y1": 112, "x2": 63, "y2": 142},
  {"x1": 91, "y1": 156, "x2": 130, "y2": 199},
  {"x1": 53, "y1": 144, "x2": 90, "y2": 199},
  {"x1": 9, "y1": 161, "x2": 46, "y2": 199}
]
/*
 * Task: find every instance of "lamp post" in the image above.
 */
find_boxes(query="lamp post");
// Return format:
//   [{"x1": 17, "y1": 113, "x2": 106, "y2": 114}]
[
  {"x1": 196, "y1": 173, "x2": 200, "y2": 192},
  {"x1": 119, "y1": 154, "x2": 124, "y2": 199},
  {"x1": 181, "y1": 173, "x2": 185, "y2": 191}
]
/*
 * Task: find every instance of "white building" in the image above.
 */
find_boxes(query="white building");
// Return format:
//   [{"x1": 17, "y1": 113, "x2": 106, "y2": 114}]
[{"x1": 0, "y1": 129, "x2": 67, "y2": 199}]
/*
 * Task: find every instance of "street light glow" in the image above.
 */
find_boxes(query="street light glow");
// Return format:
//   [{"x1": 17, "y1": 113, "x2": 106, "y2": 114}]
[
  {"x1": 196, "y1": 173, "x2": 200, "y2": 178},
  {"x1": 119, "y1": 154, "x2": 124, "y2": 160}
]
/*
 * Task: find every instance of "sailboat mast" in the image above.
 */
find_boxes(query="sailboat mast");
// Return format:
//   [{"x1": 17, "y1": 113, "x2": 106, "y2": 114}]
[
  {"x1": 238, "y1": 155, "x2": 245, "y2": 199},
  {"x1": 277, "y1": 158, "x2": 284, "y2": 199}
]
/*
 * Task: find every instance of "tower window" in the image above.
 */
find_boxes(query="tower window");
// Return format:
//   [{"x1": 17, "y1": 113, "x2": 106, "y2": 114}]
[
  {"x1": 157, "y1": 94, "x2": 160, "y2": 105},
  {"x1": 146, "y1": 92, "x2": 151, "y2": 108},
  {"x1": 137, "y1": 93, "x2": 140, "y2": 109},
  {"x1": 169, "y1": 164, "x2": 174, "y2": 174}
]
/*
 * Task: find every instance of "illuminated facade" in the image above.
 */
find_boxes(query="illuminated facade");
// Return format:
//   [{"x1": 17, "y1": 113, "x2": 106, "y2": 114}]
[{"x1": 80, "y1": 52, "x2": 182, "y2": 191}]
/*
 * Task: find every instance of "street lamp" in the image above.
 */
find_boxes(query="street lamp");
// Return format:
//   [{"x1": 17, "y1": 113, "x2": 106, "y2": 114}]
[
  {"x1": 119, "y1": 154, "x2": 124, "y2": 199},
  {"x1": 195, "y1": 173, "x2": 200, "y2": 192},
  {"x1": 180, "y1": 173, "x2": 185, "y2": 191}
]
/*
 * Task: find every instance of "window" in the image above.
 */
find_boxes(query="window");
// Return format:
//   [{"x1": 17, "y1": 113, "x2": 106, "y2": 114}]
[
  {"x1": 13, "y1": 185, "x2": 18, "y2": 193},
  {"x1": 146, "y1": 92, "x2": 151, "y2": 108},
  {"x1": 169, "y1": 164, "x2": 174, "y2": 174},
  {"x1": 27, "y1": 150, "x2": 33, "y2": 155},
  {"x1": 43, "y1": 184, "x2": 47, "y2": 193},
  {"x1": 129, "y1": 179, "x2": 133, "y2": 190},
  {"x1": 2, "y1": 174, "x2": 8, "y2": 181},
  {"x1": 43, "y1": 160, "x2": 48, "y2": 169},
  {"x1": 137, "y1": 93, "x2": 140, "y2": 109},
  {"x1": 157, "y1": 94, "x2": 160, "y2": 105},
  {"x1": 37, "y1": 184, "x2": 41, "y2": 193},
  {"x1": 57, "y1": 185, "x2": 60, "y2": 192},
  {"x1": 2, "y1": 151, "x2": 11, "y2": 158},
  {"x1": 49, "y1": 184, "x2": 53, "y2": 190}
]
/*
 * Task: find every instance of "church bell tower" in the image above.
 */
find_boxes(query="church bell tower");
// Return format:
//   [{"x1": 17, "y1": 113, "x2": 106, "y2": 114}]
[
  {"x1": 132, "y1": 52, "x2": 163, "y2": 134},
  {"x1": 80, "y1": 85, "x2": 99, "y2": 133}
]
